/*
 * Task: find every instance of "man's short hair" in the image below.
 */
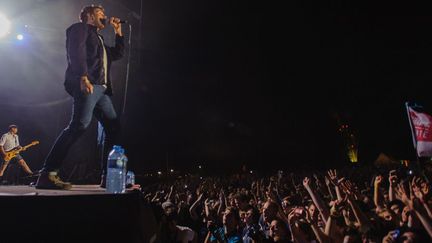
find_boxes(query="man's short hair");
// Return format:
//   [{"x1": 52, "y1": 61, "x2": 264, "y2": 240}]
[
  {"x1": 234, "y1": 193, "x2": 248, "y2": 203},
  {"x1": 164, "y1": 209, "x2": 178, "y2": 222},
  {"x1": 244, "y1": 205, "x2": 260, "y2": 223},
  {"x1": 8, "y1": 124, "x2": 17, "y2": 130},
  {"x1": 161, "y1": 201, "x2": 176, "y2": 211},
  {"x1": 225, "y1": 206, "x2": 240, "y2": 222},
  {"x1": 387, "y1": 199, "x2": 404, "y2": 211},
  {"x1": 264, "y1": 200, "x2": 278, "y2": 212},
  {"x1": 79, "y1": 5, "x2": 104, "y2": 23}
]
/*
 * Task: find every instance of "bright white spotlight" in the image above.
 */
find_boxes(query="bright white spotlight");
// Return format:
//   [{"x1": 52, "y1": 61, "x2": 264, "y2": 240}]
[
  {"x1": 0, "y1": 13, "x2": 11, "y2": 39},
  {"x1": 16, "y1": 34, "x2": 24, "y2": 40}
]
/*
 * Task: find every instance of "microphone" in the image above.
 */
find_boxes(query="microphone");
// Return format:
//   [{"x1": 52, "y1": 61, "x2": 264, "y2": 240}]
[
  {"x1": 109, "y1": 17, "x2": 128, "y2": 24},
  {"x1": 101, "y1": 17, "x2": 128, "y2": 25}
]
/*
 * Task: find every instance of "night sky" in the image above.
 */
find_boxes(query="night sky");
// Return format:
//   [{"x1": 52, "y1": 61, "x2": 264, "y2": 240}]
[
  {"x1": 122, "y1": 1, "x2": 432, "y2": 173},
  {"x1": 1, "y1": 1, "x2": 432, "y2": 177}
]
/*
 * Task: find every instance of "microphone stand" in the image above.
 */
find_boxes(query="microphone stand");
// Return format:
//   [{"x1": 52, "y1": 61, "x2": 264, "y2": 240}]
[
  {"x1": 96, "y1": 22, "x2": 133, "y2": 182},
  {"x1": 122, "y1": 23, "x2": 132, "y2": 116}
]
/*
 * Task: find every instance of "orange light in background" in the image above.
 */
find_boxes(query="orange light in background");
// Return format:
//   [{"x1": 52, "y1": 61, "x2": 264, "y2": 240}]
[
  {"x1": 339, "y1": 124, "x2": 358, "y2": 163},
  {"x1": 348, "y1": 147, "x2": 358, "y2": 163}
]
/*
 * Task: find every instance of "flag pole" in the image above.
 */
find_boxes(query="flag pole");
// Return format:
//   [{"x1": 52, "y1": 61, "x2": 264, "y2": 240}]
[
  {"x1": 405, "y1": 102, "x2": 429, "y2": 183},
  {"x1": 405, "y1": 102, "x2": 417, "y2": 151}
]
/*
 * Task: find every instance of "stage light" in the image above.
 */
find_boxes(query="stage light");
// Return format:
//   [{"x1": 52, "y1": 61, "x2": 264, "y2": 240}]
[
  {"x1": 16, "y1": 34, "x2": 24, "y2": 40},
  {"x1": 157, "y1": 171, "x2": 162, "y2": 175},
  {"x1": 170, "y1": 169, "x2": 174, "y2": 173},
  {"x1": 0, "y1": 13, "x2": 11, "y2": 39},
  {"x1": 198, "y1": 165, "x2": 202, "y2": 169}
]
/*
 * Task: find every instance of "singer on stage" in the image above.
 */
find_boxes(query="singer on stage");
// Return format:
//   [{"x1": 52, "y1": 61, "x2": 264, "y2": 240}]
[{"x1": 36, "y1": 5, "x2": 124, "y2": 189}]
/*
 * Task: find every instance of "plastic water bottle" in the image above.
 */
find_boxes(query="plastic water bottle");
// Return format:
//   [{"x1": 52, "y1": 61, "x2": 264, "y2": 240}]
[
  {"x1": 126, "y1": 171, "x2": 135, "y2": 186},
  {"x1": 106, "y1": 145, "x2": 127, "y2": 193}
]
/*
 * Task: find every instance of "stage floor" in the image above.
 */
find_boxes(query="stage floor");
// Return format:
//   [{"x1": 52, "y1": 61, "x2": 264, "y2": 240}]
[
  {"x1": 0, "y1": 184, "x2": 107, "y2": 196},
  {"x1": 0, "y1": 184, "x2": 157, "y2": 242}
]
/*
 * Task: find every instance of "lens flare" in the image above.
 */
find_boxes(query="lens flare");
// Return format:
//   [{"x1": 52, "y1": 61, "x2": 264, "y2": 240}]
[{"x1": 0, "y1": 13, "x2": 11, "y2": 38}]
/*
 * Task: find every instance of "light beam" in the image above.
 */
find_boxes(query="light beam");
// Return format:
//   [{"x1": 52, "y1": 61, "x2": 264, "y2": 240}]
[{"x1": 0, "y1": 12, "x2": 11, "y2": 39}]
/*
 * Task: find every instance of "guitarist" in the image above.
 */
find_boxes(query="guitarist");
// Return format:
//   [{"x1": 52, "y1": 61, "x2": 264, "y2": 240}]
[{"x1": 0, "y1": 125, "x2": 33, "y2": 178}]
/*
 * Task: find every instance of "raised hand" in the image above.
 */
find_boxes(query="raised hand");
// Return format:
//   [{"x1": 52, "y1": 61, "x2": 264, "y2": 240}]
[
  {"x1": 109, "y1": 17, "x2": 122, "y2": 35},
  {"x1": 345, "y1": 180, "x2": 354, "y2": 190},
  {"x1": 395, "y1": 183, "x2": 416, "y2": 210},
  {"x1": 327, "y1": 169, "x2": 339, "y2": 186},
  {"x1": 303, "y1": 177, "x2": 311, "y2": 188},
  {"x1": 374, "y1": 175, "x2": 383, "y2": 187},
  {"x1": 389, "y1": 170, "x2": 398, "y2": 186},
  {"x1": 412, "y1": 180, "x2": 425, "y2": 202},
  {"x1": 421, "y1": 181, "x2": 430, "y2": 196},
  {"x1": 288, "y1": 208, "x2": 300, "y2": 225},
  {"x1": 340, "y1": 180, "x2": 355, "y2": 201}
]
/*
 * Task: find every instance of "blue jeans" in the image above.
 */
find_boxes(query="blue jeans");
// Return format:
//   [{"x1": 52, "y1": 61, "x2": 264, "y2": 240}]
[{"x1": 42, "y1": 85, "x2": 120, "y2": 174}]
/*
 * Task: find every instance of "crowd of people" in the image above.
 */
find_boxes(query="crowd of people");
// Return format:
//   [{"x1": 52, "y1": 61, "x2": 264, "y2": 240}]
[{"x1": 141, "y1": 164, "x2": 432, "y2": 243}]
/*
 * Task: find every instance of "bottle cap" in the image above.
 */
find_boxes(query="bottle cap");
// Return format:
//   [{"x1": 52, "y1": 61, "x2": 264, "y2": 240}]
[{"x1": 113, "y1": 145, "x2": 122, "y2": 152}]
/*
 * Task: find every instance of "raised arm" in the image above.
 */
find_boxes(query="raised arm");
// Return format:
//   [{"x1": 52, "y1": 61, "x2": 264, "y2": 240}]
[
  {"x1": 189, "y1": 193, "x2": 204, "y2": 221},
  {"x1": 327, "y1": 169, "x2": 343, "y2": 201},
  {"x1": 303, "y1": 177, "x2": 330, "y2": 222},
  {"x1": 106, "y1": 17, "x2": 124, "y2": 61},
  {"x1": 373, "y1": 175, "x2": 385, "y2": 210},
  {"x1": 166, "y1": 185, "x2": 175, "y2": 202},
  {"x1": 340, "y1": 181, "x2": 372, "y2": 231},
  {"x1": 287, "y1": 210, "x2": 310, "y2": 243},
  {"x1": 412, "y1": 176, "x2": 432, "y2": 218},
  {"x1": 217, "y1": 190, "x2": 226, "y2": 216},
  {"x1": 305, "y1": 205, "x2": 331, "y2": 243},
  {"x1": 395, "y1": 182, "x2": 432, "y2": 238},
  {"x1": 388, "y1": 170, "x2": 398, "y2": 202},
  {"x1": 106, "y1": 34, "x2": 124, "y2": 61},
  {"x1": 324, "y1": 176, "x2": 336, "y2": 201}
]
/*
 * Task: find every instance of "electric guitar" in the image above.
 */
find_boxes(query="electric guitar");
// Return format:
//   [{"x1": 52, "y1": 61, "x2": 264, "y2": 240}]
[{"x1": 3, "y1": 141, "x2": 39, "y2": 162}]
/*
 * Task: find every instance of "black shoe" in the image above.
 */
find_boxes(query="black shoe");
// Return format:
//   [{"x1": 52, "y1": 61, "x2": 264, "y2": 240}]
[{"x1": 35, "y1": 171, "x2": 72, "y2": 190}]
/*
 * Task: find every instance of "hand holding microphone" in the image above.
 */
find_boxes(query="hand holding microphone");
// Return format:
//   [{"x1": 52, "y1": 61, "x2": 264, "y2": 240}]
[{"x1": 109, "y1": 17, "x2": 123, "y2": 36}]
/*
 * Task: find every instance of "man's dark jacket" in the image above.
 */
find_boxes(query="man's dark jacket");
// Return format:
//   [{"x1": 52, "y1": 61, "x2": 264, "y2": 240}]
[{"x1": 64, "y1": 23, "x2": 124, "y2": 96}]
